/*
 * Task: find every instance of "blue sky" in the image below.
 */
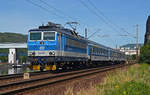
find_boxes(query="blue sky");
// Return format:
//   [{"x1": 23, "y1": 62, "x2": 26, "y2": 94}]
[{"x1": 0, "y1": 0, "x2": 149, "y2": 48}]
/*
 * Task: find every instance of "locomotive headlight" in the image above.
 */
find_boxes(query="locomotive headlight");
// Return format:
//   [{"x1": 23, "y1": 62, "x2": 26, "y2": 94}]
[
  {"x1": 49, "y1": 52, "x2": 53, "y2": 55},
  {"x1": 49, "y1": 51, "x2": 55, "y2": 55},
  {"x1": 52, "y1": 52, "x2": 55, "y2": 55}
]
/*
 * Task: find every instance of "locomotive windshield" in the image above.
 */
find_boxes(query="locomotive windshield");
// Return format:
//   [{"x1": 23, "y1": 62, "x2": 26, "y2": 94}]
[
  {"x1": 30, "y1": 32, "x2": 41, "y2": 40},
  {"x1": 29, "y1": 31, "x2": 55, "y2": 41},
  {"x1": 43, "y1": 32, "x2": 55, "y2": 40}
]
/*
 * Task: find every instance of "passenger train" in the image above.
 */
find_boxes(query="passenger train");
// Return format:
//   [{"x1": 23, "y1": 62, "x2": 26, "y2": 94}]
[{"x1": 27, "y1": 22, "x2": 126, "y2": 71}]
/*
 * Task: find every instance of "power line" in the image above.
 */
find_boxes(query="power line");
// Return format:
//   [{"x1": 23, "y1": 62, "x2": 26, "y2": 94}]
[
  {"x1": 26, "y1": 0, "x2": 89, "y2": 32},
  {"x1": 78, "y1": 0, "x2": 122, "y2": 35},
  {"x1": 87, "y1": 28, "x2": 101, "y2": 39},
  {"x1": 79, "y1": 0, "x2": 134, "y2": 37},
  {"x1": 25, "y1": 0, "x2": 65, "y2": 20},
  {"x1": 81, "y1": 0, "x2": 137, "y2": 46},
  {"x1": 39, "y1": 0, "x2": 76, "y2": 21},
  {"x1": 87, "y1": 0, "x2": 134, "y2": 36},
  {"x1": 79, "y1": 0, "x2": 119, "y2": 45},
  {"x1": 29, "y1": 0, "x2": 86, "y2": 25},
  {"x1": 39, "y1": 0, "x2": 90, "y2": 28}
]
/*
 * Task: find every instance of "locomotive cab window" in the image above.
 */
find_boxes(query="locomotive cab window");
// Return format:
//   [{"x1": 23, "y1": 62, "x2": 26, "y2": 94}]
[
  {"x1": 30, "y1": 32, "x2": 41, "y2": 40},
  {"x1": 43, "y1": 32, "x2": 55, "y2": 40}
]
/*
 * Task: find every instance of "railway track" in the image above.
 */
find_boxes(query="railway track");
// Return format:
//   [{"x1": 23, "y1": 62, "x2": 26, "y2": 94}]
[
  {"x1": 0, "y1": 70, "x2": 54, "y2": 85},
  {"x1": 0, "y1": 71, "x2": 48, "y2": 80},
  {"x1": 0, "y1": 63, "x2": 131, "y2": 95},
  {"x1": 0, "y1": 66, "x2": 109, "y2": 85},
  {"x1": 0, "y1": 65, "x2": 122, "y2": 85}
]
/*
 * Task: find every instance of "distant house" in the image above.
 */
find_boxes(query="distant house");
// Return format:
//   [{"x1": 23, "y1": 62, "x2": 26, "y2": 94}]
[{"x1": 119, "y1": 44, "x2": 143, "y2": 55}]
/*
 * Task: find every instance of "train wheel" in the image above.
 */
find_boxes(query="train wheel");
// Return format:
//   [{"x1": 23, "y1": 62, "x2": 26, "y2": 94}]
[{"x1": 40, "y1": 66, "x2": 44, "y2": 71}]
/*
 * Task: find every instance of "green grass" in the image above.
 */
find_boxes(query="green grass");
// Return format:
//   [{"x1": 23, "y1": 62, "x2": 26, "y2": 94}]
[
  {"x1": 97, "y1": 64, "x2": 150, "y2": 95},
  {"x1": 108, "y1": 81, "x2": 150, "y2": 95},
  {"x1": 65, "y1": 64, "x2": 150, "y2": 95}
]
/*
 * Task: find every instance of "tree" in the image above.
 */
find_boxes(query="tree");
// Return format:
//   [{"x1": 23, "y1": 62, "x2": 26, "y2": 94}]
[{"x1": 139, "y1": 44, "x2": 150, "y2": 63}]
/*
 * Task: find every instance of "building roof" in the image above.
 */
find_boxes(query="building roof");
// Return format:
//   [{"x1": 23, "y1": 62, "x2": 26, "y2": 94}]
[
  {"x1": 0, "y1": 43, "x2": 27, "y2": 48},
  {"x1": 120, "y1": 43, "x2": 143, "y2": 50}
]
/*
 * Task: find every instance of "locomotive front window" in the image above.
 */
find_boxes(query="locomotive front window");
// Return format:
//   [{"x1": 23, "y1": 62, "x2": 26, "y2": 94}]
[
  {"x1": 30, "y1": 32, "x2": 41, "y2": 40},
  {"x1": 43, "y1": 32, "x2": 55, "y2": 40}
]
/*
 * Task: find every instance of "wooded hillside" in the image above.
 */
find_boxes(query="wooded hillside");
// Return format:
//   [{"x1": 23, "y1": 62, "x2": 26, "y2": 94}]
[{"x1": 0, "y1": 32, "x2": 27, "y2": 43}]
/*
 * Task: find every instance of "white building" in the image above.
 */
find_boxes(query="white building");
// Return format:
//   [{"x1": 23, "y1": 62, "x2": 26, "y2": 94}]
[
  {"x1": 119, "y1": 44, "x2": 143, "y2": 56},
  {"x1": 8, "y1": 49, "x2": 17, "y2": 63},
  {"x1": 0, "y1": 43, "x2": 27, "y2": 64},
  {"x1": 120, "y1": 48, "x2": 140, "y2": 55}
]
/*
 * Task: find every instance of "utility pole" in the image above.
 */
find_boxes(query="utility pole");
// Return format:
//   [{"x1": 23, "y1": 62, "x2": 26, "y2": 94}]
[
  {"x1": 136, "y1": 24, "x2": 139, "y2": 63},
  {"x1": 116, "y1": 44, "x2": 117, "y2": 49},
  {"x1": 85, "y1": 28, "x2": 87, "y2": 39}
]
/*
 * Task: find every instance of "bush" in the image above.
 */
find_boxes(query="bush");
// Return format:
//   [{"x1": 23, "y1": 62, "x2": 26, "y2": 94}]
[
  {"x1": 0, "y1": 56, "x2": 8, "y2": 62},
  {"x1": 139, "y1": 44, "x2": 150, "y2": 63}
]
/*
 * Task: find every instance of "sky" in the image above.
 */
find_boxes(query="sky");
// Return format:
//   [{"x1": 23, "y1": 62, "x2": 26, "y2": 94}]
[{"x1": 0, "y1": 0, "x2": 149, "y2": 48}]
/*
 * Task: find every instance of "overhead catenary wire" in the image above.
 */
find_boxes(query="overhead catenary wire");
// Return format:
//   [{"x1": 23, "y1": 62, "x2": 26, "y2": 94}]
[
  {"x1": 26, "y1": 0, "x2": 127, "y2": 46},
  {"x1": 26, "y1": 0, "x2": 70, "y2": 21},
  {"x1": 87, "y1": 28, "x2": 101, "y2": 39},
  {"x1": 26, "y1": 0, "x2": 90, "y2": 33},
  {"x1": 78, "y1": 0, "x2": 136, "y2": 47},
  {"x1": 39, "y1": 0, "x2": 77, "y2": 21},
  {"x1": 87, "y1": 0, "x2": 132, "y2": 36},
  {"x1": 78, "y1": 0, "x2": 124, "y2": 47},
  {"x1": 79, "y1": 0, "x2": 132, "y2": 36},
  {"x1": 39, "y1": 0, "x2": 92, "y2": 31}
]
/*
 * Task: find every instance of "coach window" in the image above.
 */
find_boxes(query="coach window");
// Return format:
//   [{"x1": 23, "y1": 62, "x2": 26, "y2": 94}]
[{"x1": 43, "y1": 32, "x2": 55, "y2": 40}]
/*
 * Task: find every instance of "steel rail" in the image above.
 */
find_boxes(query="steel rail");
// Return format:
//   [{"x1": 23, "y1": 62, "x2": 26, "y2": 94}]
[{"x1": 0, "y1": 71, "x2": 51, "y2": 80}]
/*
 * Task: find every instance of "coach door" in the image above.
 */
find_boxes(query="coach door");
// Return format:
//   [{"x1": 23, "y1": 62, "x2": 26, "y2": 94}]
[
  {"x1": 61, "y1": 34, "x2": 64, "y2": 56},
  {"x1": 57, "y1": 33, "x2": 64, "y2": 56},
  {"x1": 57, "y1": 33, "x2": 61, "y2": 56}
]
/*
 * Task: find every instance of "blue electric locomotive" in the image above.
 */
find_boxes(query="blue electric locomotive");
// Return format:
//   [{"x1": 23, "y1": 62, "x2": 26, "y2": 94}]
[
  {"x1": 27, "y1": 22, "x2": 126, "y2": 71},
  {"x1": 28, "y1": 22, "x2": 88, "y2": 70}
]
